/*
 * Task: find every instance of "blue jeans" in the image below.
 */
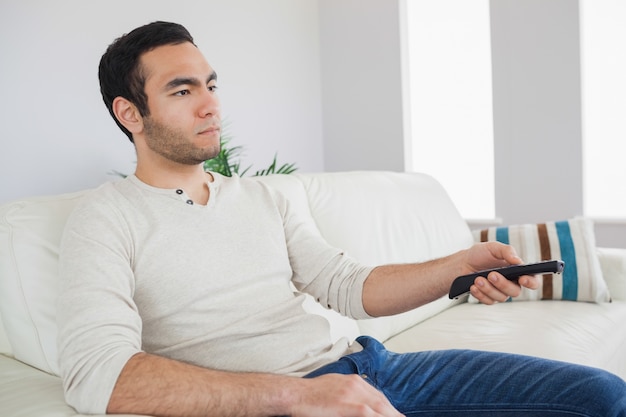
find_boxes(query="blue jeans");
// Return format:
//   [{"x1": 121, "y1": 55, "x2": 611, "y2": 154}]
[{"x1": 305, "y1": 336, "x2": 626, "y2": 416}]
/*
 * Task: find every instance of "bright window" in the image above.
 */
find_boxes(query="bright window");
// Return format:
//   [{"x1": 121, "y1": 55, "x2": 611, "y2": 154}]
[
  {"x1": 405, "y1": 0, "x2": 494, "y2": 219},
  {"x1": 580, "y1": 0, "x2": 626, "y2": 218}
]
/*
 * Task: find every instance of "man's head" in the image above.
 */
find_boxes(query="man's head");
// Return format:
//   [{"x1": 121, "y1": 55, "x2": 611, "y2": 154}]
[{"x1": 99, "y1": 21, "x2": 195, "y2": 142}]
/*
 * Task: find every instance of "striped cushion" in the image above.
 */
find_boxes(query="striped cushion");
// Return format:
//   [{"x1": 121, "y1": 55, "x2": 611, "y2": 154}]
[{"x1": 472, "y1": 217, "x2": 611, "y2": 302}]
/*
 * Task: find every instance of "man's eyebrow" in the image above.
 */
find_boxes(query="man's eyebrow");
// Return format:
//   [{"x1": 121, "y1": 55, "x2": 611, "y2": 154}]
[{"x1": 164, "y1": 71, "x2": 218, "y2": 91}]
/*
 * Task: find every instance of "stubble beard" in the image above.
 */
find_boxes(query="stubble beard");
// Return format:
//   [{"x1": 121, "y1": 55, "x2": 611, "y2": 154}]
[{"x1": 143, "y1": 116, "x2": 221, "y2": 166}]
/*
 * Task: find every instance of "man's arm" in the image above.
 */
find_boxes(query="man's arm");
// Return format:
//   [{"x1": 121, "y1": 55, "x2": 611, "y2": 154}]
[
  {"x1": 362, "y1": 241, "x2": 540, "y2": 317},
  {"x1": 107, "y1": 241, "x2": 531, "y2": 417},
  {"x1": 107, "y1": 352, "x2": 403, "y2": 417}
]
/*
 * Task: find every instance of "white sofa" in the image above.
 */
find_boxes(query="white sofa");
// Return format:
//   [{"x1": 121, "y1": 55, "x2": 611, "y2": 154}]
[{"x1": 1, "y1": 171, "x2": 626, "y2": 417}]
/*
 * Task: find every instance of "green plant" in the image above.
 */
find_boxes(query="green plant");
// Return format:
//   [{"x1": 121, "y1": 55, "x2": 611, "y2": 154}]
[
  {"x1": 204, "y1": 131, "x2": 297, "y2": 177},
  {"x1": 202, "y1": 133, "x2": 249, "y2": 177}
]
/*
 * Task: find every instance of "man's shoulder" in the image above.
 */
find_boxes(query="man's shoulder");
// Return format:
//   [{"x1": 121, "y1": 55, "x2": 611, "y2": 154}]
[
  {"x1": 67, "y1": 177, "x2": 139, "y2": 224},
  {"x1": 77, "y1": 178, "x2": 134, "y2": 207}
]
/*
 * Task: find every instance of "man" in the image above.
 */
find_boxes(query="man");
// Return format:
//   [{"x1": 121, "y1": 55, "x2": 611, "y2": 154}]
[{"x1": 57, "y1": 21, "x2": 626, "y2": 417}]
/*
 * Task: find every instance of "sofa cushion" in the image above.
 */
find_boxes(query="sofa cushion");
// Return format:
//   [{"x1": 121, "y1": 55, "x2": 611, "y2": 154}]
[
  {"x1": 0, "y1": 191, "x2": 87, "y2": 375},
  {"x1": 472, "y1": 217, "x2": 611, "y2": 303},
  {"x1": 295, "y1": 171, "x2": 475, "y2": 342},
  {"x1": 384, "y1": 300, "x2": 626, "y2": 381},
  {"x1": 0, "y1": 318, "x2": 10, "y2": 356}
]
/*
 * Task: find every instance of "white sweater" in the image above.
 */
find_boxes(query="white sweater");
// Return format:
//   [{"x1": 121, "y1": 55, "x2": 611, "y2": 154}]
[{"x1": 57, "y1": 173, "x2": 373, "y2": 414}]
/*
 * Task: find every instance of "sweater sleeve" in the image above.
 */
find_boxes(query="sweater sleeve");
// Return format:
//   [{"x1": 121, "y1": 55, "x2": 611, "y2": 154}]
[
  {"x1": 271, "y1": 188, "x2": 375, "y2": 320},
  {"x1": 57, "y1": 189, "x2": 142, "y2": 414}
]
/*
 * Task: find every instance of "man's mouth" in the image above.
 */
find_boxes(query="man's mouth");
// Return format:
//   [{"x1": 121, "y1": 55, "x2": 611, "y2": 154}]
[{"x1": 197, "y1": 125, "x2": 221, "y2": 135}]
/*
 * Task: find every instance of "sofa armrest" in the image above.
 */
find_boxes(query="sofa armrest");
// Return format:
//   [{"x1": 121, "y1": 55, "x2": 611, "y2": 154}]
[
  {"x1": 598, "y1": 247, "x2": 626, "y2": 301},
  {"x1": 0, "y1": 319, "x2": 11, "y2": 356}
]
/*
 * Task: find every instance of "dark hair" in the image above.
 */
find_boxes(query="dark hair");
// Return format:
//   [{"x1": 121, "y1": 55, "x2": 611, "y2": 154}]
[{"x1": 98, "y1": 21, "x2": 195, "y2": 142}]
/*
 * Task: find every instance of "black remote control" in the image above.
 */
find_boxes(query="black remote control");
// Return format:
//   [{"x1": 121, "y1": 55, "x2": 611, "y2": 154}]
[{"x1": 448, "y1": 260, "x2": 565, "y2": 299}]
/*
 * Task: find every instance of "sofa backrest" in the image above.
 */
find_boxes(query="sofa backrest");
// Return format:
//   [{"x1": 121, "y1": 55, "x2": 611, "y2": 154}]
[
  {"x1": 295, "y1": 171, "x2": 472, "y2": 265},
  {"x1": 0, "y1": 191, "x2": 86, "y2": 374},
  {"x1": 0, "y1": 171, "x2": 473, "y2": 375}
]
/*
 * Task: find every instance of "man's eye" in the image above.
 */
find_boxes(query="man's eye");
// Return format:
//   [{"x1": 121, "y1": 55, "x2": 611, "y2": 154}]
[
  {"x1": 174, "y1": 89, "x2": 190, "y2": 96},
  {"x1": 208, "y1": 85, "x2": 218, "y2": 92}
]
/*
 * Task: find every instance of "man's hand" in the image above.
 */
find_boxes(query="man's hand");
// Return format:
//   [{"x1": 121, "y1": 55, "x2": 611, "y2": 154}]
[
  {"x1": 463, "y1": 241, "x2": 541, "y2": 305},
  {"x1": 289, "y1": 374, "x2": 404, "y2": 417}
]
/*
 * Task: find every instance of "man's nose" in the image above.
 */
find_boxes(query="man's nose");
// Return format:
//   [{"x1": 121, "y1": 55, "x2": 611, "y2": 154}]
[{"x1": 199, "y1": 89, "x2": 220, "y2": 117}]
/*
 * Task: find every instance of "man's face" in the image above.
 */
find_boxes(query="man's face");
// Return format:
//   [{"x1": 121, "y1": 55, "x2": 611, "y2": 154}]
[{"x1": 138, "y1": 42, "x2": 221, "y2": 165}]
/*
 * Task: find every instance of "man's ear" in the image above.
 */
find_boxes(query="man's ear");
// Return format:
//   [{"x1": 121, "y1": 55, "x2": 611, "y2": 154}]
[{"x1": 112, "y1": 97, "x2": 144, "y2": 134}]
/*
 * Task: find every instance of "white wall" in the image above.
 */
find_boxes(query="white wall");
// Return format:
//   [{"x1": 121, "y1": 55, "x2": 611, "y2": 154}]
[
  {"x1": 490, "y1": 0, "x2": 584, "y2": 224},
  {"x1": 0, "y1": 0, "x2": 324, "y2": 204},
  {"x1": 1, "y1": 0, "x2": 624, "y2": 248},
  {"x1": 318, "y1": 0, "x2": 407, "y2": 172}
]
